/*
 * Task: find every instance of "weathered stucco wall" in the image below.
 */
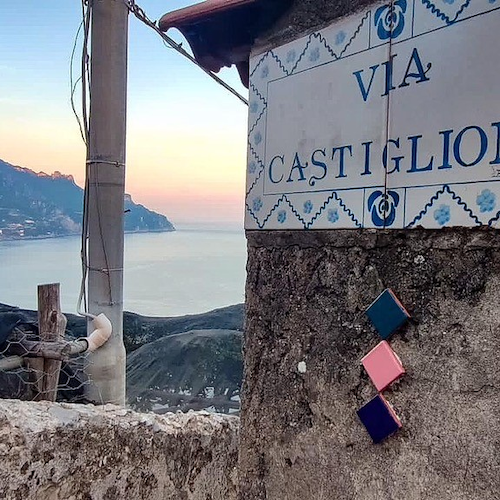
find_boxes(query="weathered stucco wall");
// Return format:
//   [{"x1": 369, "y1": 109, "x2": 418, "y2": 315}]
[
  {"x1": 240, "y1": 229, "x2": 500, "y2": 499},
  {"x1": 0, "y1": 400, "x2": 238, "y2": 500},
  {"x1": 242, "y1": 0, "x2": 500, "y2": 496}
]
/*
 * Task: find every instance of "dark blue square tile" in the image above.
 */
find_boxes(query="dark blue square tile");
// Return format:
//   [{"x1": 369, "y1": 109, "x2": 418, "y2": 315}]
[
  {"x1": 357, "y1": 394, "x2": 401, "y2": 443},
  {"x1": 365, "y1": 288, "x2": 410, "y2": 339}
]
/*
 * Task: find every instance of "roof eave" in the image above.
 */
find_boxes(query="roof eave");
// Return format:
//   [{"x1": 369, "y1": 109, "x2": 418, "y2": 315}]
[{"x1": 158, "y1": 0, "x2": 292, "y2": 89}]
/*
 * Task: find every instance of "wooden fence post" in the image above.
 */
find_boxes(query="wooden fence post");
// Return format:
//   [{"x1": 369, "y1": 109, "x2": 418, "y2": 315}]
[{"x1": 34, "y1": 283, "x2": 67, "y2": 402}]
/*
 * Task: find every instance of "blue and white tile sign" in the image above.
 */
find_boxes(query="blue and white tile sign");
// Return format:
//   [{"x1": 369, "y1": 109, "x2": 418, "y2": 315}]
[{"x1": 245, "y1": 0, "x2": 500, "y2": 229}]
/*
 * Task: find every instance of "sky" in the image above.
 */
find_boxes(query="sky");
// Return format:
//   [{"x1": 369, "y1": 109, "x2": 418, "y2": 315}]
[{"x1": 0, "y1": 0, "x2": 249, "y2": 226}]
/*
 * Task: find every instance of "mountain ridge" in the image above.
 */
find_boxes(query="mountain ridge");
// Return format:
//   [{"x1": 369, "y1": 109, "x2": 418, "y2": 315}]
[{"x1": 0, "y1": 158, "x2": 175, "y2": 239}]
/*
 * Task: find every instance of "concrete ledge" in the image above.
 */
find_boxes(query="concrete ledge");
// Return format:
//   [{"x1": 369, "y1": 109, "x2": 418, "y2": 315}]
[
  {"x1": 246, "y1": 227, "x2": 498, "y2": 250},
  {"x1": 0, "y1": 400, "x2": 238, "y2": 500}
]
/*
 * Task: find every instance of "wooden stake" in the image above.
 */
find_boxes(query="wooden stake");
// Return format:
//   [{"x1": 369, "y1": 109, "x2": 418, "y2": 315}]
[
  {"x1": 35, "y1": 283, "x2": 67, "y2": 402},
  {"x1": 9, "y1": 339, "x2": 74, "y2": 361}
]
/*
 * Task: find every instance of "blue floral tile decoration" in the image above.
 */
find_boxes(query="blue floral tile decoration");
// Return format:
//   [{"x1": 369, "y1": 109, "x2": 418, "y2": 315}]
[
  {"x1": 433, "y1": 204, "x2": 450, "y2": 226},
  {"x1": 327, "y1": 208, "x2": 339, "y2": 224},
  {"x1": 335, "y1": 31, "x2": 346, "y2": 45},
  {"x1": 252, "y1": 197, "x2": 263, "y2": 213},
  {"x1": 374, "y1": 0, "x2": 407, "y2": 40},
  {"x1": 476, "y1": 189, "x2": 496, "y2": 213},
  {"x1": 357, "y1": 394, "x2": 401, "y2": 443},
  {"x1": 303, "y1": 200, "x2": 314, "y2": 214},
  {"x1": 367, "y1": 190, "x2": 400, "y2": 227}
]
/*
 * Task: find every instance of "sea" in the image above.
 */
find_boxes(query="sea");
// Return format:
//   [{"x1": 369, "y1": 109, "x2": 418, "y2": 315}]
[{"x1": 0, "y1": 224, "x2": 247, "y2": 317}]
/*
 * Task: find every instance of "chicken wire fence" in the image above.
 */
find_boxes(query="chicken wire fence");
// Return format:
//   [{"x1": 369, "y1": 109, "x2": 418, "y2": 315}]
[{"x1": 0, "y1": 312, "x2": 92, "y2": 403}]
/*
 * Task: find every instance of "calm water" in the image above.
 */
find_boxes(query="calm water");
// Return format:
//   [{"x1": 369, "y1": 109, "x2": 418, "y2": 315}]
[{"x1": 0, "y1": 225, "x2": 247, "y2": 316}]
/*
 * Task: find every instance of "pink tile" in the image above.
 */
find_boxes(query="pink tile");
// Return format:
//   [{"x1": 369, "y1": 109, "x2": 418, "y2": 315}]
[{"x1": 362, "y1": 341, "x2": 405, "y2": 392}]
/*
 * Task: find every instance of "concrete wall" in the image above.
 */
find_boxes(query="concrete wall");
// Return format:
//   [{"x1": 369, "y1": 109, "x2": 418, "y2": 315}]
[
  {"x1": 0, "y1": 400, "x2": 238, "y2": 500},
  {"x1": 240, "y1": 229, "x2": 500, "y2": 499},
  {"x1": 241, "y1": 1, "x2": 500, "y2": 497}
]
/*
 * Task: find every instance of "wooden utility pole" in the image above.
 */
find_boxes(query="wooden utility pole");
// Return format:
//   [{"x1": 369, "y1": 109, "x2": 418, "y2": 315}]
[{"x1": 85, "y1": 0, "x2": 128, "y2": 405}]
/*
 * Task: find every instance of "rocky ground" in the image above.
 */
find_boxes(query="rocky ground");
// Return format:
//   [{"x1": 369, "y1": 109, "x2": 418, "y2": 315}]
[{"x1": 0, "y1": 399, "x2": 239, "y2": 500}]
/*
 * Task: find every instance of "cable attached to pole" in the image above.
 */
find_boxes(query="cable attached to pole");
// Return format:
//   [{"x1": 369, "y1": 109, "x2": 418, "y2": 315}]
[
  {"x1": 122, "y1": 0, "x2": 249, "y2": 106},
  {"x1": 71, "y1": 0, "x2": 248, "y2": 322}
]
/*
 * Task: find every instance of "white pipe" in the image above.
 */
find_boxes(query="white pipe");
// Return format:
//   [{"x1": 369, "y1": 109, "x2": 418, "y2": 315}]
[
  {"x1": 67, "y1": 340, "x2": 91, "y2": 356},
  {"x1": 0, "y1": 316, "x2": 111, "y2": 374},
  {"x1": 86, "y1": 313, "x2": 112, "y2": 352}
]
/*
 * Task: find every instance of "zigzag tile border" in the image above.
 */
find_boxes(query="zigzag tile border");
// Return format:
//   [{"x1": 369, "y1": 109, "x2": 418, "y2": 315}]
[
  {"x1": 245, "y1": 1, "x2": 500, "y2": 230},
  {"x1": 420, "y1": 0, "x2": 472, "y2": 25}
]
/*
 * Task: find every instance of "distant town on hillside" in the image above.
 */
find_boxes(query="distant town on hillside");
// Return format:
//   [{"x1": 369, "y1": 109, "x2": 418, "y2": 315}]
[{"x1": 0, "y1": 159, "x2": 174, "y2": 240}]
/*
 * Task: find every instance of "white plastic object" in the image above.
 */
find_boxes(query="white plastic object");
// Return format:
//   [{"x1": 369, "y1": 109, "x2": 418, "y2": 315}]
[{"x1": 86, "y1": 313, "x2": 112, "y2": 352}]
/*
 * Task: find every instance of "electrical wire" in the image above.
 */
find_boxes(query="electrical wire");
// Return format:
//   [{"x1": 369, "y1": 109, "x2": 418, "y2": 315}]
[
  {"x1": 69, "y1": 20, "x2": 87, "y2": 145},
  {"x1": 121, "y1": 0, "x2": 249, "y2": 106},
  {"x1": 72, "y1": 0, "x2": 248, "y2": 320},
  {"x1": 75, "y1": 0, "x2": 95, "y2": 320}
]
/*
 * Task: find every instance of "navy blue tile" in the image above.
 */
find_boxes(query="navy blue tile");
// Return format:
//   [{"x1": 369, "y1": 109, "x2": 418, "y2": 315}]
[
  {"x1": 357, "y1": 394, "x2": 401, "y2": 444},
  {"x1": 365, "y1": 288, "x2": 410, "y2": 339}
]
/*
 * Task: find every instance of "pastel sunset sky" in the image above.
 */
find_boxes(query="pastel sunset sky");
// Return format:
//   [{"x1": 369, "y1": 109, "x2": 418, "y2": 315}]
[{"x1": 0, "y1": 0, "x2": 248, "y2": 225}]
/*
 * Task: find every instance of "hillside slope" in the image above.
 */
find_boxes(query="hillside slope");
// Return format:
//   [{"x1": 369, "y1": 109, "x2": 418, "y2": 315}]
[
  {"x1": 127, "y1": 329, "x2": 243, "y2": 413},
  {"x1": 0, "y1": 159, "x2": 174, "y2": 239},
  {"x1": 0, "y1": 302, "x2": 244, "y2": 412}
]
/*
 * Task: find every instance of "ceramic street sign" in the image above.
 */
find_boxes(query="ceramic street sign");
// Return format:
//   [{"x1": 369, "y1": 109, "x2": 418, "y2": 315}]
[{"x1": 245, "y1": 0, "x2": 500, "y2": 229}]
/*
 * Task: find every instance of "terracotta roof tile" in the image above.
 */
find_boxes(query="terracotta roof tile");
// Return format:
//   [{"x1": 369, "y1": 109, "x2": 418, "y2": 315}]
[{"x1": 159, "y1": 0, "x2": 258, "y2": 29}]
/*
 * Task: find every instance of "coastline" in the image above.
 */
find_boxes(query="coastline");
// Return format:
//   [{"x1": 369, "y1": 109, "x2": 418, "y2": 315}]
[
  {"x1": 0, "y1": 227, "x2": 176, "y2": 244},
  {"x1": 0, "y1": 228, "x2": 246, "y2": 316}
]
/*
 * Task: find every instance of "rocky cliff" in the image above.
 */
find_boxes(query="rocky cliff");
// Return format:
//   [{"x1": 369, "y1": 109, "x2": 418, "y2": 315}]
[{"x1": 0, "y1": 159, "x2": 174, "y2": 239}]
